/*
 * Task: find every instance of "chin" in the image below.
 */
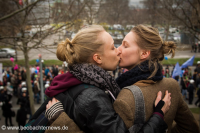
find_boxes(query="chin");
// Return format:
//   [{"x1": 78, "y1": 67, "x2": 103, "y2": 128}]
[{"x1": 118, "y1": 63, "x2": 125, "y2": 68}]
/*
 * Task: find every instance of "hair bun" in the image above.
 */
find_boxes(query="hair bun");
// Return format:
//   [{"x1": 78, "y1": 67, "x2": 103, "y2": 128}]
[
  {"x1": 56, "y1": 38, "x2": 74, "y2": 63},
  {"x1": 162, "y1": 41, "x2": 176, "y2": 58},
  {"x1": 65, "y1": 38, "x2": 72, "y2": 46}
]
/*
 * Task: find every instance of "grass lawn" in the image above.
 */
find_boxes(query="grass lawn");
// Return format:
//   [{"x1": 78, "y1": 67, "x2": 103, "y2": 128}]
[
  {"x1": 1, "y1": 57, "x2": 200, "y2": 67},
  {"x1": 161, "y1": 58, "x2": 200, "y2": 66},
  {"x1": 190, "y1": 108, "x2": 200, "y2": 114},
  {"x1": 1, "y1": 59, "x2": 63, "y2": 67}
]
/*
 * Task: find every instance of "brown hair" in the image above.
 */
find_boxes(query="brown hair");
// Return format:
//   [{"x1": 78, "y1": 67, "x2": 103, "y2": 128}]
[
  {"x1": 56, "y1": 25, "x2": 105, "y2": 66},
  {"x1": 131, "y1": 24, "x2": 176, "y2": 78}
]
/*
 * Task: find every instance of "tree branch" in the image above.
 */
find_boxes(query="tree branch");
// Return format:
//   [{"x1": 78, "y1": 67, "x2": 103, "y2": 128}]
[{"x1": 0, "y1": 0, "x2": 42, "y2": 22}]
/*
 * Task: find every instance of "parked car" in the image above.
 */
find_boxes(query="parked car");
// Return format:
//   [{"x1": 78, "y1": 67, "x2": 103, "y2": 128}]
[
  {"x1": 0, "y1": 48, "x2": 16, "y2": 58},
  {"x1": 117, "y1": 34, "x2": 123, "y2": 39}
]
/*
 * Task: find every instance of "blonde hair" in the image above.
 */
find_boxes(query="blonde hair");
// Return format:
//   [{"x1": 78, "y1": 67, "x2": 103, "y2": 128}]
[
  {"x1": 56, "y1": 25, "x2": 105, "y2": 66},
  {"x1": 131, "y1": 24, "x2": 176, "y2": 78}
]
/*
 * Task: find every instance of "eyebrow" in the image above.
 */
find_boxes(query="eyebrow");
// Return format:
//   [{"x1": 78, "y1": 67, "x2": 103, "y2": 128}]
[{"x1": 123, "y1": 40, "x2": 128, "y2": 45}]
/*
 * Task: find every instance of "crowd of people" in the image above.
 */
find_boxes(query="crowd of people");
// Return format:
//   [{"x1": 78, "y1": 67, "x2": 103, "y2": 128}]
[
  {"x1": 0, "y1": 63, "x2": 68, "y2": 129},
  {"x1": 180, "y1": 61, "x2": 200, "y2": 106}
]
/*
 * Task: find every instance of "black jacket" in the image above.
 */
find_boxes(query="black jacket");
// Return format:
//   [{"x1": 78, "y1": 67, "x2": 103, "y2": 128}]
[
  {"x1": 16, "y1": 107, "x2": 27, "y2": 123},
  {"x1": 66, "y1": 86, "x2": 168, "y2": 133}
]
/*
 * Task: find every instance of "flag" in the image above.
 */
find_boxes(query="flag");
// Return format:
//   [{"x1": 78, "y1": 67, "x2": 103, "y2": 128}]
[
  {"x1": 172, "y1": 62, "x2": 182, "y2": 78},
  {"x1": 181, "y1": 55, "x2": 195, "y2": 68},
  {"x1": 19, "y1": 0, "x2": 23, "y2": 5}
]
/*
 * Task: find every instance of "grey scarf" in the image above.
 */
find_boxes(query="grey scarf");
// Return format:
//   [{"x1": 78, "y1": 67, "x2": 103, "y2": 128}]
[{"x1": 69, "y1": 64, "x2": 120, "y2": 98}]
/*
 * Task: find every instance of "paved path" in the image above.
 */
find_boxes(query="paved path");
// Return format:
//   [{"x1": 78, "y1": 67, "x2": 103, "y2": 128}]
[{"x1": 0, "y1": 48, "x2": 200, "y2": 61}]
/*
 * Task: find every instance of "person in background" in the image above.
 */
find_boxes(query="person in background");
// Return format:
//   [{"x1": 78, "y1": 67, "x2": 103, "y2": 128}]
[
  {"x1": 2, "y1": 99, "x2": 13, "y2": 126},
  {"x1": 162, "y1": 69, "x2": 165, "y2": 77},
  {"x1": 165, "y1": 69, "x2": 170, "y2": 78},
  {"x1": 54, "y1": 65, "x2": 59, "y2": 77},
  {"x1": 6, "y1": 82, "x2": 13, "y2": 102},
  {"x1": 195, "y1": 88, "x2": 200, "y2": 107},
  {"x1": 188, "y1": 79, "x2": 195, "y2": 105},
  {"x1": 33, "y1": 80, "x2": 40, "y2": 104},
  {"x1": 195, "y1": 61, "x2": 200, "y2": 74},
  {"x1": 181, "y1": 75, "x2": 188, "y2": 100},
  {"x1": 16, "y1": 103, "x2": 27, "y2": 133},
  {"x1": 0, "y1": 80, "x2": 3, "y2": 86},
  {"x1": 45, "y1": 66, "x2": 50, "y2": 76}
]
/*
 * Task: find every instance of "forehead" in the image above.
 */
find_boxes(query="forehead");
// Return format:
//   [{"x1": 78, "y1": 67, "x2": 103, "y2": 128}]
[
  {"x1": 100, "y1": 31, "x2": 113, "y2": 46},
  {"x1": 124, "y1": 31, "x2": 137, "y2": 44}
]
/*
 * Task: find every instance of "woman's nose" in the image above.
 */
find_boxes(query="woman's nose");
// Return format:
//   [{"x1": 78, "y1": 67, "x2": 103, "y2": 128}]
[{"x1": 117, "y1": 47, "x2": 121, "y2": 55}]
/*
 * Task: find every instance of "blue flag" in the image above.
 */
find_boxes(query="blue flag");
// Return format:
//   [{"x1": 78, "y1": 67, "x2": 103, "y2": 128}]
[
  {"x1": 172, "y1": 62, "x2": 182, "y2": 78},
  {"x1": 181, "y1": 55, "x2": 195, "y2": 68}
]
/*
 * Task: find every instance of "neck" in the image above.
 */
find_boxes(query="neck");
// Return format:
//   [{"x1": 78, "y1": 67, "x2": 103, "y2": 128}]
[{"x1": 126, "y1": 60, "x2": 147, "y2": 70}]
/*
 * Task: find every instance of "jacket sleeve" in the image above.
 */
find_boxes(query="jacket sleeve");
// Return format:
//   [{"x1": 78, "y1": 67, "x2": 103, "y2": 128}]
[
  {"x1": 137, "y1": 114, "x2": 168, "y2": 133},
  {"x1": 45, "y1": 112, "x2": 84, "y2": 133}
]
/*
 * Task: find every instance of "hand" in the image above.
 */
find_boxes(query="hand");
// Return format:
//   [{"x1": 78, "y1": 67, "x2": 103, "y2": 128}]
[
  {"x1": 155, "y1": 90, "x2": 171, "y2": 115},
  {"x1": 46, "y1": 97, "x2": 59, "y2": 111}
]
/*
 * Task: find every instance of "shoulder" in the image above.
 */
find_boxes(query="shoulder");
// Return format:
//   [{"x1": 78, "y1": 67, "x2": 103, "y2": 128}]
[
  {"x1": 77, "y1": 86, "x2": 110, "y2": 103},
  {"x1": 159, "y1": 78, "x2": 180, "y2": 90},
  {"x1": 73, "y1": 85, "x2": 114, "y2": 113}
]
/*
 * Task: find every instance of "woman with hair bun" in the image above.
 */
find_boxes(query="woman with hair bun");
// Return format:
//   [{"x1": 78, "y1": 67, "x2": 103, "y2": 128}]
[
  {"x1": 44, "y1": 25, "x2": 171, "y2": 133},
  {"x1": 114, "y1": 24, "x2": 199, "y2": 132}
]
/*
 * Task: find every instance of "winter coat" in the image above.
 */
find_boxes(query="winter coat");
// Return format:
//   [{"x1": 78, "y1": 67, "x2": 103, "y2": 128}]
[
  {"x1": 16, "y1": 107, "x2": 27, "y2": 124},
  {"x1": 6, "y1": 86, "x2": 13, "y2": 95},
  {"x1": 113, "y1": 78, "x2": 199, "y2": 133},
  {"x1": 45, "y1": 86, "x2": 167, "y2": 133},
  {"x1": 2, "y1": 102, "x2": 12, "y2": 117}
]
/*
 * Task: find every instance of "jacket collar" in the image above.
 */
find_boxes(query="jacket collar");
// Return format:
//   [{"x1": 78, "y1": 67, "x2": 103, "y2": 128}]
[{"x1": 134, "y1": 80, "x2": 157, "y2": 87}]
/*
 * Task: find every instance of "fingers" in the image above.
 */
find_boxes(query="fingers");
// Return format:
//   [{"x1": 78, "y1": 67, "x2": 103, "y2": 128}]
[
  {"x1": 46, "y1": 98, "x2": 60, "y2": 111},
  {"x1": 161, "y1": 90, "x2": 172, "y2": 114},
  {"x1": 155, "y1": 91, "x2": 162, "y2": 106}
]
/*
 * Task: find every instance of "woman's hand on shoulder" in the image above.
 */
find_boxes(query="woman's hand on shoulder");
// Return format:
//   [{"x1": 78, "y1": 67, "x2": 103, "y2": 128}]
[
  {"x1": 155, "y1": 90, "x2": 171, "y2": 115},
  {"x1": 46, "y1": 97, "x2": 59, "y2": 111},
  {"x1": 45, "y1": 98, "x2": 64, "y2": 120}
]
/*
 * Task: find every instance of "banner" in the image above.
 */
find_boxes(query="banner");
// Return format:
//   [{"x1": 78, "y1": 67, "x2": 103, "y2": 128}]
[
  {"x1": 172, "y1": 62, "x2": 182, "y2": 78},
  {"x1": 181, "y1": 55, "x2": 195, "y2": 68},
  {"x1": 0, "y1": 63, "x2": 2, "y2": 82}
]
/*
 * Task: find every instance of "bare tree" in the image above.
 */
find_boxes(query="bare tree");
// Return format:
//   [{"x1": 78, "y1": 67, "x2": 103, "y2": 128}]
[
  {"x1": 128, "y1": 6, "x2": 149, "y2": 25},
  {"x1": 160, "y1": 0, "x2": 200, "y2": 41},
  {"x1": 0, "y1": 0, "x2": 86, "y2": 115},
  {"x1": 98, "y1": 0, "x2": 130, "y2": 25},
  {"x1": 142, "y1": 0, "x2": 158, "y2": 27}
]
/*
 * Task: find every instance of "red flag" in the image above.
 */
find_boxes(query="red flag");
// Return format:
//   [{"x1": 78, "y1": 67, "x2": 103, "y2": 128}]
[{"x1": 19, "y1": 0, "x2": 23, "y2": 5}]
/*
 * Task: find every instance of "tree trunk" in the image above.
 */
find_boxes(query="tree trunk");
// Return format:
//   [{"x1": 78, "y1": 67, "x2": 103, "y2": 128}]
[
  {"x1": 24, "y1": 45, "x2": 35, "y2": 115},
  {"x1": 165, "y1": 20, "x2": 170, "y2": 41}
]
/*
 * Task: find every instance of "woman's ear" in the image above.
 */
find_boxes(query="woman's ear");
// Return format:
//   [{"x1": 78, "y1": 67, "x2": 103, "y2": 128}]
[
  {"x1": 140, "y1": 50, "x2": 150, "y2": 60},
  {"x1": 93, "y1": 53, "x2": 102, "y2": 65}
]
